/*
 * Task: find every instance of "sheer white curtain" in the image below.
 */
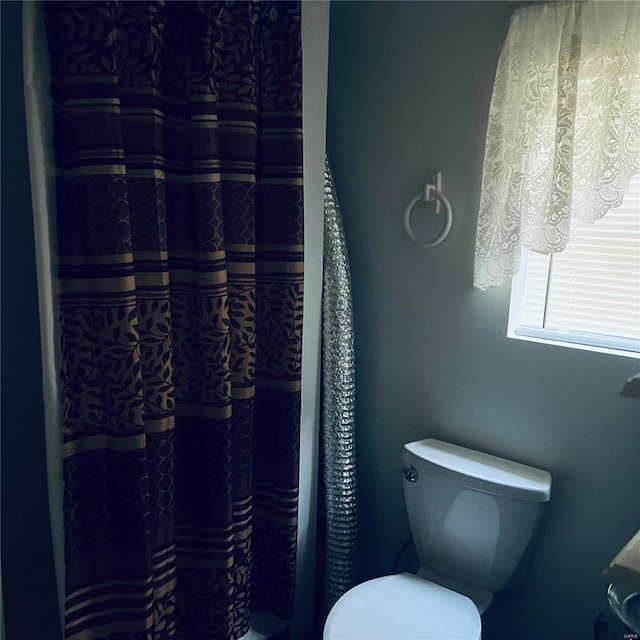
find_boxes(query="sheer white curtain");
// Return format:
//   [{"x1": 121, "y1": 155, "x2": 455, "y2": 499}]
[
  {"x1": 474, "y1": 1, "x2": 640, "y2": 290},
  {"x1": 22, "y1": 2, "x2": 65, "y2": 631}
]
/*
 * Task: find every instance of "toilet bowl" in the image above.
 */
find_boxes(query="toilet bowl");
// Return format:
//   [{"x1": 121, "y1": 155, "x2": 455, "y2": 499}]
[
  {"x1": 323, "y1": 573, "x2": 481, "y2": 640},
  {"x1": 323, "y1": 438, "x2": 551, "y2": 639}
]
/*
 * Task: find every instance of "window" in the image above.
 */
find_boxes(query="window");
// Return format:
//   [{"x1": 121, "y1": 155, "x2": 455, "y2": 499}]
[{"x1": 508, "y1": 173, "x2": 640, "y2": 358}]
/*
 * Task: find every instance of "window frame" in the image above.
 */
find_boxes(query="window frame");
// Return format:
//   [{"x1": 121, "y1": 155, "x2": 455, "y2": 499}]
[
  {"x1": 508, "y1": 247, "x2": 640, "y2": 359},
  {"x1": 507, "y1": 175, "x2": 640, "y2": 361}
]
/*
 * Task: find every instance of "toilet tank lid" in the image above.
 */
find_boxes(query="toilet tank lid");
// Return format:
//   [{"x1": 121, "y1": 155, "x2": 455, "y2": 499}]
[{"x1": 403, "y1": 439, "x2": 551, "y2": 502}]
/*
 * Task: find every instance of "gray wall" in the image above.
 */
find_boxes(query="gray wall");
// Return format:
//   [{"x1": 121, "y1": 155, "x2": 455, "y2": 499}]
[
  {"x1": 326, "y1": 3, "x2": 640, "y2": 639},
  {"x1": 1, "y1": 3, "x2": 62, "y2": 639}
]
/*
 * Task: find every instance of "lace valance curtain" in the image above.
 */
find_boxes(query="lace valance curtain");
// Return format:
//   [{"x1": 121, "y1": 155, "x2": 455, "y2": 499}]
[{"x1": 474, "y1": 1, "x2": 640, "y2": 290}]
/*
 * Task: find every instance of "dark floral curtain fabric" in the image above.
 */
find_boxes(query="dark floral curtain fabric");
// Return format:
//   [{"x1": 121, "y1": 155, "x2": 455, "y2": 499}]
[{"x1": 43, "y1": 2, "x2": 303, "y2": 639}]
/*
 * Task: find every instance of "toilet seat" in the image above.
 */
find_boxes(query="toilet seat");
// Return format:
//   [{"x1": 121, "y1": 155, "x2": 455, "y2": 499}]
[{"x1": 323, "y1": 573, "x2": 482, "y2": 640}]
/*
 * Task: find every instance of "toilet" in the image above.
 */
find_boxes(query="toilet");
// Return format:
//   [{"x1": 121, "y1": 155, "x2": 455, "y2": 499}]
[{"x1": 323, "y1": 438, "x2": 552, "y2": 639}]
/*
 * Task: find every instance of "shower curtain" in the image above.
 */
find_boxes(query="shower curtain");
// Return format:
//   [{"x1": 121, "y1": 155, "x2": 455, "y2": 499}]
[{"x1": 40, "y1": 2, "x2": 304, "y2": 638}]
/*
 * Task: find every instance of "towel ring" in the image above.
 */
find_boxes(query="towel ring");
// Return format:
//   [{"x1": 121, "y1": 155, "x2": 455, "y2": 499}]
[{"x1": 403, "y1": 172, "x2": 453, "y2": 248}]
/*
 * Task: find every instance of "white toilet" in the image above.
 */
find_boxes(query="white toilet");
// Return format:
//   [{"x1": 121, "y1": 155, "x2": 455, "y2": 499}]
[{"x1": 323, "y1": 438, "x2": 552, "y2": 639}]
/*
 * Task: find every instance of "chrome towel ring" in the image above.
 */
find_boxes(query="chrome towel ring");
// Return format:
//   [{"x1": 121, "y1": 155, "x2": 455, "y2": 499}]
[{"x1": 403, "y1": 172, "x2": 453, "y2": 247}]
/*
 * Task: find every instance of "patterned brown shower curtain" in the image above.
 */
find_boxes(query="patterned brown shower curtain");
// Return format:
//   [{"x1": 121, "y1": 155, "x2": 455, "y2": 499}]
[{"x1": 43, "y1": 2, "x2": 303, "y2": 639}]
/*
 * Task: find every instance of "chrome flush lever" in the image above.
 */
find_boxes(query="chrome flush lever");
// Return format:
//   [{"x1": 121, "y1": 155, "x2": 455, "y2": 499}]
[{"x1": 399, "y1": 466, "x2": 419, "y2": 482}]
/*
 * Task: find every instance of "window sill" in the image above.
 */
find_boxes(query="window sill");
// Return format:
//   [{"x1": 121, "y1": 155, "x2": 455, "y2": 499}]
[{"x1": 508, "y1": 326, "x2": 640, "y2": 360}]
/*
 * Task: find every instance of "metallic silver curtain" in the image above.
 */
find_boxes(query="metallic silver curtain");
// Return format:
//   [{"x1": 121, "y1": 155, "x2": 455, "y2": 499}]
[{"x1": 322, "y1": 157, "x2": 358, "y2": 610}]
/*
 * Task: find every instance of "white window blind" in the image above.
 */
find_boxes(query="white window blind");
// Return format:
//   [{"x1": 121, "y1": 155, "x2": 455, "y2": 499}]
[{"x1": 508, "y1": 173, "x2": 640, "y2": 357}]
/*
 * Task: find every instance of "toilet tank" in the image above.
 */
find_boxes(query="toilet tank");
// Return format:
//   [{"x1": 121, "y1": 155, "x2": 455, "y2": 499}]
[{"x1": 401, "y1": 439, "x2": 551, "y2": 593}]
